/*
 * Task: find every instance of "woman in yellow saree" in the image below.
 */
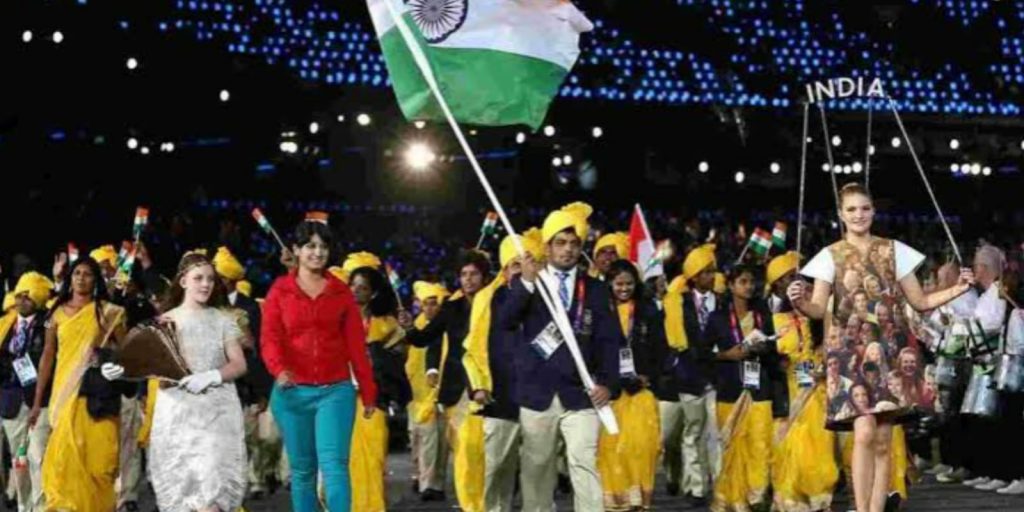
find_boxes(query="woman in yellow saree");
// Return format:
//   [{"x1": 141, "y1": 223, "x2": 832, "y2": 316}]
[
  {"x1": 766, "y1": 252, "x2": 839, "y2": 512},
  {"x1": 346, "y1": 262, "x2": 412, "y2": 512},
  {"x1": 30, "y1": 256, "x2": 127, "y2": 512}
]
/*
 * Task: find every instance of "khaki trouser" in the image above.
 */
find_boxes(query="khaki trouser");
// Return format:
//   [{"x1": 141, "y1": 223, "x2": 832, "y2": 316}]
[
  {"x1": 519, "y1": 396, "x2": 602, "y2": 512},
  {"x1": 410, "y1": 413, "x2": 448, "y2": 492},
  {"x1": 659, "y1": 392, "x2": 711, "y2": 498},
  {"x1": 117, "y1": 397, "x2": 143, "y2": 505},
  {"x1": 484, "y1": 417, "x2": 521, "y2": 512},
  {"x1": 1, "y1": 404, "x2": 50, "y2": 512}
]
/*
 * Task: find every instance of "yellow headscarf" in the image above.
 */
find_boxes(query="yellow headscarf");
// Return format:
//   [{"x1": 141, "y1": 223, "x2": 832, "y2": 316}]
[
  {"x1": 2, "y1": 293, "x2": 13, "y2": 313},
  {"x1": 89, "y1": 245, "x2": 118, "y2": 267},
  {"x1": 713, "y1": 272, "x2": 727, "y2": 295},
  {"x1": 337, "y1": 252, "x2": 383, "y2": 283},
  {"x1": 682, "y1": 244, "x2": 717, "y2": 282},
  {"x1": 766, "y1": 251, "x2": 801, "y2": 289},
  {"x1": 14, "y1": 272, "x2": 54, "y2": 309},
  {"x1": 212, "y1": 246, "x2": 246, "y2": 282},
  {"x1": 235, "y1": 280, "x2": 252, "y2": 298},
  {"x1": 593, "y1": 232, "x2": 630, "y2": 260},
  {"x1": 667, "y1": 275, "x2": 688, "y2": 294},
  {"x1": 541, "y1": 202, "x2": 592, "y2": 244}
]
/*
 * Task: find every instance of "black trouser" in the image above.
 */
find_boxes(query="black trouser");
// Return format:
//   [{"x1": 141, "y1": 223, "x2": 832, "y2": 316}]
[{"x1": 964, "y1": 393, "x2": 1024, "y2": 481}]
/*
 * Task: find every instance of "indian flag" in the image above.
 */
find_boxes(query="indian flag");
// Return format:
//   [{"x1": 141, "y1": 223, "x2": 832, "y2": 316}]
[
  {"x1": 366, "y1": 0, "x2": 593, "y2": 130},
  {"x1": 133, "y1": 207, "x2": 149, "y2": 238},
  {"x1": 480, "y1": 211, "x2": 499, "y2": 236},
  {"x1": 385, "y1": 263, "x2": 403, "y2": 291},
  {"x1": 68, "y1": 243, "x2": 79, "y2": 264},
  {"x1": 628, "y1": 204, "x2": 666, "y2": 280},
  {"x1": 750, "y1": 228, "x2": 773, "y2": 256},
  {"x1": 251, "y1": 208, "x2": 273, "y2": 233},
  {"x1": 772, "y1": 222, "x2": 787, "y2": 249}
]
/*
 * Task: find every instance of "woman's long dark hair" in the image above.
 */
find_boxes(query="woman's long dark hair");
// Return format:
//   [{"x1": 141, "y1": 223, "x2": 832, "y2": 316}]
[
  {"x1": 48, "y1": 257, "x2": 111, "y2": 328},
  {"x1": 349, "y1": 267, "x2": 398, "y2": 318},
  {"x1": 606, "y1": 259, "x2": 645, "y2": 303},
  {"x1": 162, "y1": 252, "x2": 228, "y2": 311}
]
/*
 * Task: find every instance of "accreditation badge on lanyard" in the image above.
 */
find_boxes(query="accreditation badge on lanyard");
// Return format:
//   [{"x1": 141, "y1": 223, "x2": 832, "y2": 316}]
[
  {"x1": 12, "y1": 355, "x2": 37, "y2": 387},
  {"x1": 531, "y1": 277, "x2": 586, "y2": 361},
  {"x1": 795, "y1": 362, "x2": 814, "y2": 388},
  {"x1": 618, "y1": 302, "x2": 637, "y2": 377},
  {"x1": 732, "y1": 306, "x2": 761, "y2": 390}
]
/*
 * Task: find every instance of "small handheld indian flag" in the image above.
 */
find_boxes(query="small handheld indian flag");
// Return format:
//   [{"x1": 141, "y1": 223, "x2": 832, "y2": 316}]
[
  {"x1": 305, "y1": 211, "x2": 330, "y2": 225},
  {"x1": 68, "y1": 243, "x2": 79, "y2": 264},
  {"x1": 115, "y1": 241, "x2": 132, "y2": 269},
  {"x1": 385, "y1": 263, "x2": 403, "y2": 291},
  {"x1": 772, "y1": 222, "x2": 787, "y2": 250},
  {"x1": 133, "y1": 207, "x2": 149, "y2": 238},
  {"x1": 366, "y1": 0, "x2": 593, "y2": 130},
  {"x1": 481, "y1": 212, "x2": 499, "y2": 236},
  {"x1": 628, "y1": 204, "x2": 667, "y2": 280},
  {"x1": 750, "y1": 228, "x2": 773, "y2": 256},
  {"x1": 251, "y1": 208, "x2": 288, "y2": 251}
]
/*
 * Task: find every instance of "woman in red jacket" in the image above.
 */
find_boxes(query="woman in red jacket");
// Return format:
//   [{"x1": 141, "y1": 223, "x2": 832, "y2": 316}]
[{"x1": 261, "y1": 219, "x2": 378, "y2": 512}]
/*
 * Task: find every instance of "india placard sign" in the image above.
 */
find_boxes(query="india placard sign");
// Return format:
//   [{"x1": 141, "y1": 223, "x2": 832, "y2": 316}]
[{"x1": 805, "y1": 77, "x2": 886, "y2": 104}]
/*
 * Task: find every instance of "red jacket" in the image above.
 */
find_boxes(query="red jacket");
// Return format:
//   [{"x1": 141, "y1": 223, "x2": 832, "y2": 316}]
[{"x1": 261, "y1": 272, "x2": 378, "y2": 406}]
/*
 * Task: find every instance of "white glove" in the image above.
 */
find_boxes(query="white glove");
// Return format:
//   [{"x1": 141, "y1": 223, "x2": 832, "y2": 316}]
[
  {"x1": 178, "y1": 370, "x2": 223, "y2": 394},
  {"x1": 100, "y1": 363, "x2": 125, "y2": 381},
  {"x1": 743, "y1": 329, "x2": 768, "y2": 345}
]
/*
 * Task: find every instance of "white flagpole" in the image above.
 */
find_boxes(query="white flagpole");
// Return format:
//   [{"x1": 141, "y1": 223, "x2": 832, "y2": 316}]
[{"x1": 382, "y1": 0, "x2": 617, "y2": 433}]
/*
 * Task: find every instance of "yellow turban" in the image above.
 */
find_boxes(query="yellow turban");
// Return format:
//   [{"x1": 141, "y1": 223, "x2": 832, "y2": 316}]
[
  {"x1": 766, "y1": 251, "x2": 801, "y2": 288},
  {"x1": 235, "y1": 280, "x2": 252, "y2": 298},
  {"x1": 342, "y1": 251, "x2": 382, "y2": 273},
  {"x1": 682, "y1": 244, "x2": 717, "y2": 282},
  {"x1": 594, "y1": 232, "x2": 630, "y2": 260},
  {"x1": 713, "y1": 272, "x2": 727, "y2": 295},
  {"x1": 499, "y1": 227, "x2": 545, "y2": 269},
  {"x1": 2, "y1": 293, "x2": 13, "y2": 313},
  {"x1": 413, "y1": 281, "x2": 449, "y2": 303},
  {"x1": 667, "y1": 275, "x2": 688, "y2": 294},
  {"x1": 327, "y1": 266, "x2": 347, "y2": 282},
  {"x1": 542, "y1": 202, "x2": 592, "y2": 244},
  {"x1": 213, "y1": 246, "x2": 246, "y2": 282},
  {"x1": 14, "y1": 272, "x2": 54, "y2": 309},
  {"x1": 90, "y1": 245, "x2": 118, "y2": 267}
]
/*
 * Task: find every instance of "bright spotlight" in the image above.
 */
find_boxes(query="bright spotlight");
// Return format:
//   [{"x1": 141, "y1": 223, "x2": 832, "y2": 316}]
[
  {"x1": 515, "y1": 132, "x2": 526, "y2": 144},
  {"x1": 140, "y1": 146, "x2": 150, "y2": 155},
  {"x1": 219, "y1": 89, "x2": 230, "y2": 102},
  {"x1": 22, "y1": 31, "x2": 32, "y2": 43},
  {"x1": 127, "y1": 57, "x2": 138, "y2": 70},
  {"x1": 592, "y1": 126, "x2": 603, "y2": 138},
  {"x1": 698, "y1": 161, "x2": 709, "y2": 173},
  {"x1": 983, "y1": 166, "x2": 992, "y2": 176},
  {"x1": 891, "y1": 137, "x2": 901, "y2": 148},
  {"x1": 127, "y1": 138, "x2": 138, "y2": 150},
  {"x1": 949, "y1": 138, "x2": 960, "y2": 150},
  {"x1": 869, "y1": 144, "x2": 876, "y2": 155},
  {"x1": 843, "y1": 165, "x2": 853, "y2": 174},
  {"x1": 852, "y1": 162, "x2": 863, "y2": 173},
  {"x1": 950, "y1": 163, "x2": 959, "y2": 173},
  {"x1": 821, "y1": 163, "x2": 831, "y2": 172},
  {"x1": 831, "y1": 135, "x2": 842, "y2": 147},
  {"x1": 769, "y1": 162, "x2": 781, "y2": 174},
  {"x1": 164, "y1": 142, "x2": 175, "y2": 152},
  {"x1": 552, "y1": 157, "x2": 563, "y2": 167},
  {"x1": 414, "y1": 121, "x2": 426, "y2": 129},
  {"x1": 279, "y1": 141, "x2": 298, "y2": 154},
  {"x1": 563, "y1": 155, "x2": 573, "y2": 166},
  {"x1": 543, "y1": 125, "x2": 555, "y2": 137},
  {"x1": 404, "y1": 142, "x2": 436, "y2": 171},
  {"x1": 309, "y1": 122, "x2": 319, "y2": 135},
  {"x1": 734, "y1": 171, "x2": 745, "y2": 184},
  {"x1": 52, "y1": 31, "x2": 64, "y2": 44},
  {"x1": 357, "y1": 113, "x2": 371, "y2": 126},
  {"x1": 336, "y1": 114, "x2": 346, "y2": 122}
]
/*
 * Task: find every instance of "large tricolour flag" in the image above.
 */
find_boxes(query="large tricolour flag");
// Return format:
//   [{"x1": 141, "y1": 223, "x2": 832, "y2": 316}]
[
  {"x1": 366, "y1": 0, "x2": 593, "y2": 130},
  {"x1": 629, "y1": 204, "x2": 664, "y2": 280}
]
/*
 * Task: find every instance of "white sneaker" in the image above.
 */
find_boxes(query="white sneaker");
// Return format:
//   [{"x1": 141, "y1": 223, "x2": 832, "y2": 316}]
[
  {"x1": 996, "y1": 480, "x2": 1024, "y2": 495},
  {"x1": 964, "y1": 476, "x2": 990, "y2": 487},
  {"x1": 937, "y1": 467, "x2": 968, "y2": 483},
  {"x1": 927, "y1": 463, "x2": 953, "y2": 475},
  {"x1": 914, "y1": 456, "x2": 933, "y2": 471},
  {"x1": 975, "y1": 479, "x2": 1009, "y2": 491}
]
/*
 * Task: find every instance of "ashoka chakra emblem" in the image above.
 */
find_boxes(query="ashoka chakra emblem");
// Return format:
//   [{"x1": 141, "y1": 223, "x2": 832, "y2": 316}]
[{"x1": 404, "y1": 0, "x2": 468, "y2": 43}]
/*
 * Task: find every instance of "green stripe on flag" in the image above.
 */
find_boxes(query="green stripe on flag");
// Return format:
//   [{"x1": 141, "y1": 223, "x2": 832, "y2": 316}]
[{"x1": 378, "y1": 20, "x2": 568, "y2": 130}]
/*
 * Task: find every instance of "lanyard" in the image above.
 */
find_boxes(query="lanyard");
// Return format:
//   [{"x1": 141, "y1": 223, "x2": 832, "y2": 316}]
[
  {"x1": 621, "y1": 301, "x2": 635, "y2": 345},
  {"x1": 729, "y1": 304, "x2": 762, "y2": 345},
  {"x1": 789, "y1": 313, "x2": 805, "y2": 353},
  {"x1": 571, "y1": 277, "x2": 587, "y2": 333}
]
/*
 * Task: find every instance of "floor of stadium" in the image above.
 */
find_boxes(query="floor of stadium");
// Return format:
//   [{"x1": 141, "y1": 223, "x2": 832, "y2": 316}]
[{"x1": 127, "y1": 453, "x2": 1024, "y2": 511}]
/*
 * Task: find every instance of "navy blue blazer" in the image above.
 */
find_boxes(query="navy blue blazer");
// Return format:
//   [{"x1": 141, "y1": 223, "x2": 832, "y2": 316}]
[
  {"x1": 496, "y1": 273, "x2": 623, "y2": 412},
  {"x1": 478, "y1": 286, "x2": 520, "y2": 420},
  {"x1": 656, "y1": 291, "x2": 719, "y2": 400}
]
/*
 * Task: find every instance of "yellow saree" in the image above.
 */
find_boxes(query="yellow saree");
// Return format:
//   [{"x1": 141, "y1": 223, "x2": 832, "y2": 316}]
[{"x1": 43, "y1": 301, "x2": 125, "y2": 512}]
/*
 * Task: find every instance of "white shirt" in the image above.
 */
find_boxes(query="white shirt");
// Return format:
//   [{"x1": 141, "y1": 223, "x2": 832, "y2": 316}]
[
  {"x1": 523, "y1": 265, "x2": 580, "y2": 307},
  {"x1": 801, "y1": 240, "x2": 925, "y2": 284},
  {"x1": 692, "y1": 289, "x2": 717, "y2": 314},
  {"x1": 974, "y1": 281, "x2": 1007, "y2": 334},
  {"x1": 228, "y1": 291, "x2": 239, "y2": 307}
]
